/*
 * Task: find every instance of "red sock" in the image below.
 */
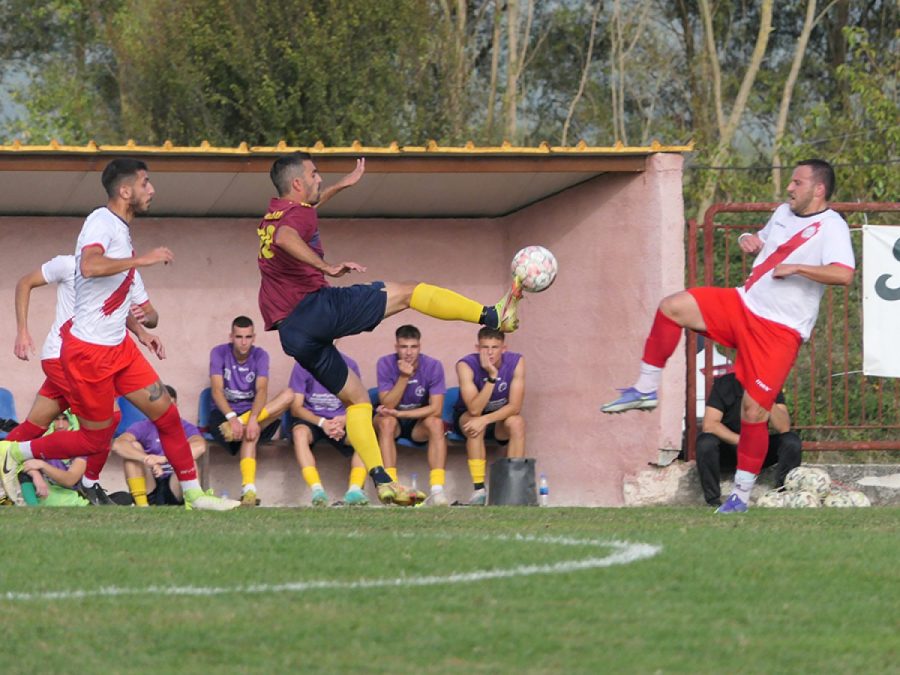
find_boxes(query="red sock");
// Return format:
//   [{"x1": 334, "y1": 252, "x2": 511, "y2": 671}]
[
  {"x1": 153, "y1": 404, "x2": 197, "y2": 482},
  {"x1": 30, "y1": 426, "x2": 114, "y2": 460},
  {"x1": 736, "y1": 420, "x2": 770, "y2": 475},
  {"x1": 641, "y1": 309, "x2": 682, "y2": 368},
  {"x1": 83, "y1": 411, "x2": 121, "y2": 481},
  {"x1": 5, "y1": 420, "x2": 47, "y2": 442}
]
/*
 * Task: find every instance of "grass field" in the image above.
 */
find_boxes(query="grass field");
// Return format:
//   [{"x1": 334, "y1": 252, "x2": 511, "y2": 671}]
[{"x1": 1, "y1": 506, "x2": 897, "y2": 674}]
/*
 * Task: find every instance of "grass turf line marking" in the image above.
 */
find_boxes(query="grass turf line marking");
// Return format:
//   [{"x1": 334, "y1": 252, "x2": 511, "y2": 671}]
[{"x1": 1, "y1": 536, "x2": 662, "y2": 602}]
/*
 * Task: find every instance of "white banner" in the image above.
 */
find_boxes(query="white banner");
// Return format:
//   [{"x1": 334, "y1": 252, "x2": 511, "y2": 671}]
[{"x1": 863, "y1": 225, "x2": 900, "y2": 377}]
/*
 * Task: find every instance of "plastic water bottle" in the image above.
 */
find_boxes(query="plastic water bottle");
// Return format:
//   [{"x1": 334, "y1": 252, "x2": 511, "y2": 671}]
[
  {"x1": 539, "y1": 474, "x2": 549, "y2": 506},
  {"x1": 410, "y1": 472, "x2": 418, "y2": 492}
]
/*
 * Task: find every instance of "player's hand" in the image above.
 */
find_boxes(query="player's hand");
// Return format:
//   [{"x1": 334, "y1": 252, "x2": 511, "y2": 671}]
[
  {"x1": 462, "y1": 417, "x2": 487, "y2": 437},
  {"x1": 376, "y1": 405, "x2": 399, "y2": 418},
  {"x1": 138, "y1": 247, "x2": 174, "y2": 267},
  {"x1": 229, "y1": 417, "x2": 245, "y2": 442},
  {"x1": 323, "y1": 261, "x2": 366, "y2": 278},
  {"x1": 130, "y1": 303, "x2": 151, "y2": 325},
  {"x1": 478, "y1": 349, "x2": 499, "y2": 379},
  {"x1": 14, "y1": 331, "x2": 36, "y2": 360},
  {"x1": 143, "y1": 454, "x2": 166, "y2": 478},
  {"x1": 738, "y1": 233, "x2": 764, "y2": 254},
  {"x1": 31, "y1": 472, "x2": 49, "y2": 499},
  {"x1": 245, "y1": 418, "x2": 261, "y2": 442},
  {"x1": 397, "y1": 359, "x2": 415, "y2": 377},
  {"x1": 335, "y1": 158, "x2": 365, "y2": 189},
  {"x1": 23, "y1": 459, "x2": 46, "y2": 472},
  {"x1": 138, "y1": 331, "x2": 166, "y2": 360},
  {"x1": 323, "y1": 417, "x2": 344, "y2": 440},
  {"x1": 773, "y1": 263, "x2": 800, "y2": 279}
]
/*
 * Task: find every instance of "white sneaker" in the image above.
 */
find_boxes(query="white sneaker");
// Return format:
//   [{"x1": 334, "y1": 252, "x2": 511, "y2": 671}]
[
  {"x1": 184, "y1": 488, "x2": 241, "y2": 511},
  {"x1": 468, "y1": 488, "x2": 487, "y2": 506},
  {"x1": 426, "y1": 490, "x2": 449, "y2": 506}
]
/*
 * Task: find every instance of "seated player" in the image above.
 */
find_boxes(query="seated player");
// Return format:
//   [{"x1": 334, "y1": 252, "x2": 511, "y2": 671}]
[
  {"x1": 112, "y1": 385, "x2": 207, "y2": 506},
  {"x1": 286, "y1": 350, "x2": 373, "y2": 507},
  {"x1": 208, "y1": 315, "x2": 293, "y2": 506},
  {"x1": 696, "y1": 372, "x2": 802, "y2": 507},
  {"x1": 455, "y1": 327, "x2": 526, "y2": 505},
  {"x1": 19, "y1": 411, "x2": 89, "y2": 507},
  {"x1": 374, "y1": 325, "x2": 449, "y2": 506}
]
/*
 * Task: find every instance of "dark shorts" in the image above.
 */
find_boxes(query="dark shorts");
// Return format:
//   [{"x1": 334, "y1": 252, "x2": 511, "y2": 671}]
[
  {"x1": 148, "y1": 476, "x2": 183, "y2": 506},
  {"x1": 397, "y1": 418, "x2": 425, "y2": 445},
  {"x1": 452, "y1": 410, "x2": 509, "y2": 445},
  {"x1": 289, "y1": 417, "x2": 354, "y2": 458},
  {"x1": 278, "y1": 282, "x2": 387, "y2": 394},
  {"x1": 208, "y1": 408, "x2": 281, "y2": 456}
]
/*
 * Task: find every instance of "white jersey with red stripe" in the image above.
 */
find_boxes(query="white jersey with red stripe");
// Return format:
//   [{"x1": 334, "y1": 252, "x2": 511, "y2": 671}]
[
  {"x1": 71, "y1": 207, "x2": 149, "y2": 346},
  {"x1": 39, "y1": 255, "x2": 76, "y2": 361},
  {"x1": 737, "y1": 203, "x2": 854, "y2": 341}
]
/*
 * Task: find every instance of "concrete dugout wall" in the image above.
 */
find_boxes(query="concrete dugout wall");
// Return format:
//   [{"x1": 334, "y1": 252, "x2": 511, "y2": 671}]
[{"x1": 0, "y1": 152, "x2": 685, "y2": 505}]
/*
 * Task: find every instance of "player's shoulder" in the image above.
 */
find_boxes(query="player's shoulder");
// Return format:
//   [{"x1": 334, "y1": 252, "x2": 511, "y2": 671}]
[
  {"x1": 457, "y1": 352, "x2": 478, "y2": 366},
  {"x1": 341, "y1": 352, "x2": 360, "y2": 370},
  {"x1": 42, "y1": 254, "x2": 76, "y2": 281},
  {"x1": 419, "y1": 353, "x2": 444, "y2": 370},
  {"x1": 263, "y1": 199, "x2": 316, "y2": 226},
  {"x1": 376, "y1": 353, "x2": 394, "y2": 367},
  {"x1": 819, "y1": 207, "x2": 849, "y2": 229}
]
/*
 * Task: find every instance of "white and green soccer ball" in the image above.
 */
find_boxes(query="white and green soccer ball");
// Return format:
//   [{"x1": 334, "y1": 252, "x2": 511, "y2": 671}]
[
  {"x1": 784, "y1": 490, "x2": 821, "y2": 508},
  {"x1": 755, "y1": 490, "x2": 786, "y2": 508},
  {"x1": 822, "y1": 492, "x2": 855, "y2": 508},
  {"x1": 845, "y1": 489, "x2": 871, "y2": 507},
  {"x1": 510, "y1": 245, "x2": 558, "y2": 293},
  {"x1": 783, "y1": 466, "x2": 831, "y2": 498}
]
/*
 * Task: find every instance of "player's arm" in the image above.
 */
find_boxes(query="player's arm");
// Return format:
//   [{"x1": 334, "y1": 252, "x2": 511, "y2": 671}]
[
  {"x1": 187, "y1": 434, "x2": 207, "y2": 460},
  {"x1": 379, "y1": 375, "x2": 409, "y2": 410},
  {"x1": 477, "y1": 359, "x2": 525, "y2": 425},
  {"x1": 13, "y1": 267, "x2": 47, "y2": 360},
  {"x1": 456, "y1": 362, "x2": 491, "y2": 417},
  {"x1": 244, "y1": 375, "x2": 269, "y2": 441},
  {"x1": 274, "y1": 226, "x2": 365, "y2": 278},
  {"x1": 111, "y1": 433, "x2": 150, "y2": 462},
  {"x1": 769, "y1": 402, "x2": 791, "y2": 434},
  {"x1": 126, "y1": 314, "x2": 166, "y2": 360},
  {"x1": 701, "y1": 406, "x2": 740, "y2": 445},
  {"x1": 395, "y1": 394, "x2": 444, "y2": 420},
  {"x1": 80, "y1": 244, "x2": 173, "y2": 278},
  {"x1": 129, "y1": 300, "x2": 159, "y2": 329},
  {"x1": 23, "y1": 458, "x2": 86, "y2": 488},
  {"x1": 772, "y1": 262, "x2": 854, "y2": 286},
  {"x1": 289, "y1": 392, "x2": 323, "y2": 426},
  {"x1": 316, "y1": 158, "x2": 365, "y2": 208}
]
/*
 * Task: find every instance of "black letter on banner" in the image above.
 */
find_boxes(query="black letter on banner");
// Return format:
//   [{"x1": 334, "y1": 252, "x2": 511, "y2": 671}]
[{"x1": 874, "y1": 237, "x2": 900, "y2": 302}]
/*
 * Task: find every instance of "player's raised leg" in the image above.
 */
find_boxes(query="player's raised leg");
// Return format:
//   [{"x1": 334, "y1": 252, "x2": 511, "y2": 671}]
[{"x1": 601, "y1": 290, "x2": 706, "y2": 414}]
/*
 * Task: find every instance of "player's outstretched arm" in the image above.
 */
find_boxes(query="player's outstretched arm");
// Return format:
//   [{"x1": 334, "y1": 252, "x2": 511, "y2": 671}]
[
  {"x1": 316, "y1": 158, "x2": 365, "y2": 208},
  {"x1": 772, "y1": 262, "x2": 854, "y2": 286},
  {"x1": 274, "y1": 226, "x2": 366, "y2": 277},
  {"x1": 80, "y1": 245, "x2": 173, "y2": 279},
  {"x1": 13, "y1": 267, "x2": 46, "y2": 360}
]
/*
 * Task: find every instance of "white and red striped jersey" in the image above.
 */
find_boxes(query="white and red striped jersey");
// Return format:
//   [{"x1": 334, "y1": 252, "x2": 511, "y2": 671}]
[
  {"x1": 737, "y1": 203, "x2": 855, "y2": 340},
  {"x1": 39, "y1": 255, "x2": 76, "y2": 361},
  {"x1": 71, "y1": 207, "x2": 149, "y2": 346}
]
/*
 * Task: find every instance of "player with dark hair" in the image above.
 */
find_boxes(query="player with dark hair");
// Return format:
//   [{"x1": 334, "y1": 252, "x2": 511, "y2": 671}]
[
  {"x1": 1, "y1": 158, "x2": 238, "y2": 511},
  {"x1": 602, "y1": 158, "x2": 854, "y2": 513},
  {"x1": 455, "y1": 327, "x2": 526, "y2": 505},
  {"x1": 258, "y1": 152, "x2": 523, "y2": 505}
]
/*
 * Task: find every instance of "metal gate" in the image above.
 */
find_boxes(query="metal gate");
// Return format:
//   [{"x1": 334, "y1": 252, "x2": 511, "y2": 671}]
[{"x1": 684, "y1": 201, "x2": 900, "y2": 460}]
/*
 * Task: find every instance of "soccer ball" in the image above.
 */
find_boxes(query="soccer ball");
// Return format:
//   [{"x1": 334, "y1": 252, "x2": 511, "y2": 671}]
[
  {"x1": 783, "y1": 467, "x2": 808, "y2": 491},
  {"x1": 511, "y1": 245, "x2": 558, "y2": 293},
  {"x1": 784, "y1": 490, "x2": 821, "y2": 508},
  {"x1": 756, "y1": 490, "x2": 786, "y2": 508},
  {"x1": 822, "y1": 492, "x2": 855, "y2": 508},
  {"x1": 783, "y1": 466, "x2": 830, "y2": 497}
]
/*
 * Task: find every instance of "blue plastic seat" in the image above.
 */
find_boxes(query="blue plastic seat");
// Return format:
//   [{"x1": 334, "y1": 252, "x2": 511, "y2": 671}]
[
  {"x1": 0, "y1": 387, "x2": 17, "y2": 440},
  {"x1": 442, "y1": 386, "x2": 465, "y2": 443},
  {"x1": 197, "y1": 387, "x2": 215, "y2": 440},
  {"x1": 115, "y1": 396, "x2": 148, "y2": 436}
]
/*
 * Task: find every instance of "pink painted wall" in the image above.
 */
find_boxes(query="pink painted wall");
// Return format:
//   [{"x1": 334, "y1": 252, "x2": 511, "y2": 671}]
[{"x1": 0, "y1": 153, "x2": 684, "y2": 505}]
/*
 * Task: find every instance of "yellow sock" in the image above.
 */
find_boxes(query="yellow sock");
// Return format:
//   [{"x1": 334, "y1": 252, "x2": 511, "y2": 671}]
[
  {"x1": 240, "y1": 457, "x2": 257, "y2": 488},
  {"x1": 127, "y1": 476, "x2": 149, "y2": 507},
  {"x1": 238, "y1": 407, "x2": 270, "y2": 425},
  {"x1": 349, "y1": 466, "x2": 367, "y2": 490},
  {"x1": 345, "y1": 403, "x2": 386, "y2": 472},
  {"x1": 386, "y1": 467, "x2": 398, "y2": 482},
  {"x1": 468, "y1": 459, "x2": 486, "y2": 485},
  {"x1": 302, "y1": 466, "x2": 321, "y2": 487},
  {"x1": 430, "y1": 469, "x2": 446, "y2": 488},
  {"x1": 410, "y1": 283, "x2": 483, "y2": 323}
]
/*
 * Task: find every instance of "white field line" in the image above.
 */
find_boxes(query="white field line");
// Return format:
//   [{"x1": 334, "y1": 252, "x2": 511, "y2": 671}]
[{"x1": 1, "y1": 536, "x2": 662, "y2": 602}]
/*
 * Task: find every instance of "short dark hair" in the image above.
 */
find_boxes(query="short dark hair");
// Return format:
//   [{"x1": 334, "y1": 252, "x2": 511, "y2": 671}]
[
  {"x1": 270, "y1": 152, "x2": 312, "y2": 196},
  {"x1": 164, "y1": 384, "x2": 177, "y2": 401},
  {"x1": 231, "y1": 315, "x2": 254, "y2": 330},
  {"x1": 797, "y1": 159, "x2": 835, "y2": 200},
  {"x1": 101, "y1": 158, "x2": 148, "y2": 198},
  {"x1": 395, "y1": 324, "x2": 421, "y2": 341},
  {"x1": 477, "y1": 327, "x2": 505, "y2": 342}
]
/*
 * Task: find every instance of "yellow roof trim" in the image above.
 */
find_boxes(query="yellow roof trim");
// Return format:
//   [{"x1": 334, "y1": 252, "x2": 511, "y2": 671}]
[{"x1": 0, "y1": 139, "x2": 694, "y2": 155}]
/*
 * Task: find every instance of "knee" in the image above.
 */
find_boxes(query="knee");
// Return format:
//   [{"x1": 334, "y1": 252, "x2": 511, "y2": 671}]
[
  {"x1": 505, "y1": 415, "x2": 525, "y2": 438},
  {"x1": 374, "y1": 415, "x2": 397, "y2": 433},
  {"x1": 779, "y1": 432, "x2": 803, "y2": 460},
  {"x1": 424, "y1": 415, "x2": 444, "y2": 436},
  {"x1": 695, "y1": 433, "x2": 719, "y2": 462}
]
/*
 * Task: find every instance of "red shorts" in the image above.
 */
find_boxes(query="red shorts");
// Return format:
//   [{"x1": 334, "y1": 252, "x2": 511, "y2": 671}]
[
  {"x1": 60, "y1": 325, "x2": 158, "y2": 422},
  {"x1": 688, "y1": 287, "x2": 801, "y2": 409},
  {"x1": 37, "y1": 358, "x2": 72, "y2": 408}
]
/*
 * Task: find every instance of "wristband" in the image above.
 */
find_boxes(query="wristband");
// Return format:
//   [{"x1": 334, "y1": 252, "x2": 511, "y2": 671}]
[
  {"x1": 318, "y1": 417, "x2": 326, "y2": 428},
  {"x1": 738, "y1": 232, "x2": 752, "y2": 242},
  {"x1": 486, "y1": 376, "x2": 497, "y2": 384},
  {"x1": 225, "y1": 411, "x2": 237, "y2": 420}
]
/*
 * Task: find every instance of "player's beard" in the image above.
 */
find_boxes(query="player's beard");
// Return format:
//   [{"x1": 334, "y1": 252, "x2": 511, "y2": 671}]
[{"x1": 132, "y1": 196, "x2": 151, "y2": 216}]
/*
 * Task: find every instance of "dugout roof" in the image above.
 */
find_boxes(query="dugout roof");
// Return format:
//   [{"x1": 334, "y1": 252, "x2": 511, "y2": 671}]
[{"x1": 0, "y1": 140, "x2": 692, "y2": 218}]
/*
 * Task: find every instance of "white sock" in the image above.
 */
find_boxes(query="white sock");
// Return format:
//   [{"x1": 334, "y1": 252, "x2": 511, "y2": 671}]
[
  {"x1": 633, "y1": 361, "x2": 663, "y2": 394},
  {"x1": 733, "y1": 470, "x2": 757, "y2": 503},
  {"x1": 181, "y1": 479, "x2": 200, "y2": 492},
  {"x1": 431, "y1": 485, "x2": 444, "y2": 494},
  {"x1": 81, "y1": 476, "x2": 97, "y2": 488},
  {"x1": 312, "y1": 483, "x2": 323, "y2": 491},
  {"x1": 18, "y1": 441, "x2": 35, "y2": 460},
  {"x1": 242, "y1": 483, "x2": 256, "y2": 495}
]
